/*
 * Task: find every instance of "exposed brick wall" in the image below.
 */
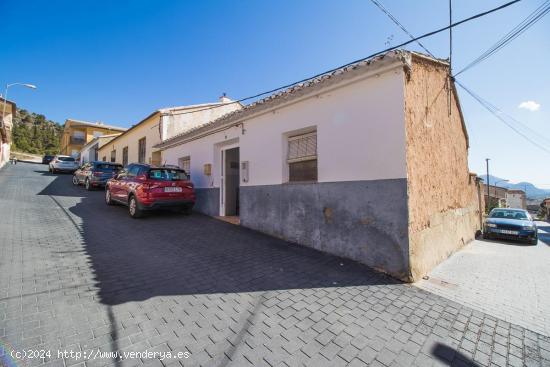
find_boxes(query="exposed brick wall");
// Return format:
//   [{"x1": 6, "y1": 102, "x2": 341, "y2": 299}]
[{"x1": 404, "y1": 55, "x2": 482, "y2": 281}]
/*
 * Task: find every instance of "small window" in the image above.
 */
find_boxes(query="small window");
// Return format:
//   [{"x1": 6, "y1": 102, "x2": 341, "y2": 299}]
[
  {"x1": 287, "y1": 131, "x2": 317, "y2": 182},
  {"x1": 110, "y1": 150, "x2": 116, "y2": 163},
  {"x1": 102, "y1": 156, "x2": 107, "y2": 162},
  {"x1": 138, "y1": 137, "x2": 146, "y2": 163},
  {"x1": 122, "y1": 146, "x2": 128, "y2": 167}
]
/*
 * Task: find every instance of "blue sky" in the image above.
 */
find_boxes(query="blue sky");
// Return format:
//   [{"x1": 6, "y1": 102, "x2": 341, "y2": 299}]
[{"x1": 2, "y1": 1, "x2": 549, "y2": 187}]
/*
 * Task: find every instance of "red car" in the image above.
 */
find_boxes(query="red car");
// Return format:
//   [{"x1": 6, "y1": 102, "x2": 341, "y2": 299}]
[{"x1": 105, "y1": 163, "x2": 195, "y2": 218}]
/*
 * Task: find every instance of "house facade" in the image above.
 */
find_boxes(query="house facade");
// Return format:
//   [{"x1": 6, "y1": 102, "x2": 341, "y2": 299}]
[
  {"x1": 154, "y1": 50, "x2": 483, "y2": 282},
  {"x1": 60, "y1": 119, "x2": 127, "y2": 157},
  {"x1": 97, "y1": 97, "x2": 241, "y2": 167},
  {"x1": 505, "y1": 189, "x2": 526, "y2": 210},
  {"x1": 79, "y1": 133, "x2": 122, "y2": 165},
  {"x1": 0, "y1": 98, "x2": 16, "y2": 169}
]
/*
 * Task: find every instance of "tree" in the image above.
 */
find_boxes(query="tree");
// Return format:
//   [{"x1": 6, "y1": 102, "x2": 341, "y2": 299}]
[{"x1": 10, "y1": 108, "x2": 62, "y2": 155}]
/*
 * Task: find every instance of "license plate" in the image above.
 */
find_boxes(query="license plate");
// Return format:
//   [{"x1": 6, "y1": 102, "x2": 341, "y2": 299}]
[
  {"x1": 495, "y1": 229, "x2": 519, "y2": 235},
  {"x1": 164, "y1": 187, "x2": 182, "y2": 193}
]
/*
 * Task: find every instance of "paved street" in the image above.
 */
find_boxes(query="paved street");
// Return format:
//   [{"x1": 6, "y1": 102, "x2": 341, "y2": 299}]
[
  {"x1": 1, "y1": 162, "x2": 549, "y2": 367},
  {"x1": 417, "y1": 228, "x2": 550, "y2": 337}
]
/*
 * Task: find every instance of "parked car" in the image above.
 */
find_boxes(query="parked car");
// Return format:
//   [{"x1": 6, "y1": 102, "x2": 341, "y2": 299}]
[
  {"x1": 73, "y1": 161, "x2": 122, "y2": 190},
  {"x1": 42, "y1": 155, "x2": 54, "y2": 165},
  {"x1": 483, "y1": 208, "x2": 538, "y2": 245},
  {"x1": 105, "y1": 163, "x2": 195, "y2": 218},
  {"x1": 49, "y1": 155, "x2": 79, "y2": 173}
]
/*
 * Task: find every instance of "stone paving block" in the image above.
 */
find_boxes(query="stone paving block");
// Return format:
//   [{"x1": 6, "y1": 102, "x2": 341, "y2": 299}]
[{"x1": 0, "y1": 163, "x2": 549, "y2": 367}]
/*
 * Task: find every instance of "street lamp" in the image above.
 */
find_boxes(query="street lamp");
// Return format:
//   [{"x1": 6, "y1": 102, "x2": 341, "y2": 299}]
[{"x1": 1, "y1": 82, "x2": 37, "y2": 129}]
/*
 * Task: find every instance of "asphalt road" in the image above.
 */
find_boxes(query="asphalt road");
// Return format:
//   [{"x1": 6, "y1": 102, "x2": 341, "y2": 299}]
[{"x1": 1, "y1": 162, "x2": 549, "y2": 367}]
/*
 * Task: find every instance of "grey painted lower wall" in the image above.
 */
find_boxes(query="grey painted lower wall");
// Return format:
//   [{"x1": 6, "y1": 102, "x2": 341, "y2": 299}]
[
  {"x1": 239, "y1": 179, "x2": 410, "y2": 280},
  {"x1": 194, "y1": 188, "x2": 220, "y2": 217}
]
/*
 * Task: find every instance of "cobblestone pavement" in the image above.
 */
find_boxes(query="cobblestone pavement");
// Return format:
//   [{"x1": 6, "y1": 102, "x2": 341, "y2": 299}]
[
  {"x1": 1, "y1": 163, "x2": 549, "y2": 367},
  {"x1": 416, "y1": 227, "x2": 550, "y2": 337}
]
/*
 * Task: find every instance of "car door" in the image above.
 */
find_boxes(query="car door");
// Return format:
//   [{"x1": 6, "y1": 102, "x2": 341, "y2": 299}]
[
  {"x1": 120, "y1": 165, "x2": 140, "y2": 203},
  {"x1": 110, "y1": 167, "x2": 127, "y2": 201},
  {"x1": 78, "y1": 163, "x2": 90, "y2": 183}
]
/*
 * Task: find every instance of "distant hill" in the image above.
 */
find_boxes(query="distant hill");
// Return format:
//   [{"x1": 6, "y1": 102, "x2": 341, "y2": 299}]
[
  {"x1": 479, "y1": 174, "x2": 550, "y2": 200},
  {"x1": 11, "y1": 108, "x2": 63, "y2": 155}
]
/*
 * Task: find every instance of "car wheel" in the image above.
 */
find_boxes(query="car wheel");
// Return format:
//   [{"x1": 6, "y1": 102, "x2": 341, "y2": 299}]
[
  {"x1": 85, "y1": 178, "x2": 92, "y2": 191},
  {"x1": 72, "y1": 175, "x2": 79, "y2": 186},
  {"x1": 128, "y1": 196, "x2": 143, "y2": 218},
  {"x1": 105, "y1": 188, "x2": 114, "y2": 205}
]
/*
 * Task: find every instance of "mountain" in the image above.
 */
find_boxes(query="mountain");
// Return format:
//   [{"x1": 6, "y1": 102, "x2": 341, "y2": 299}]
[
  {"x1": 479, "y1": 174, "x2": 550, "y2": 200},
  {"x1": 11, "y1": 108, "x2": 63, "y2": 155}
]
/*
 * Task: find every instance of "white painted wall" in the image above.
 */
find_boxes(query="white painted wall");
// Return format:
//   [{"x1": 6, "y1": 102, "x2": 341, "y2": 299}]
[
  {"x1": 506, "y1": 192, "x2": 526, "y2": 209},
  {"x1": 0, "y1": 143, "x2": 10, "y2": 169},
  {"x1": 161, "y1": 65, "x2": 407, "y2": 189},
  {"x1": 162, "y1": 103, "x2": 242, "y2": 141},
  {"x1": 98, "y1": 114, "x2": 162, "y2": 164}
]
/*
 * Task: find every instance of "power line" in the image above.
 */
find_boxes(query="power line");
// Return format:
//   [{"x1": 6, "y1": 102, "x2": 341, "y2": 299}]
[
  {"x1": 369, "y1": 0, "x2": 435, "y2": 57},
  {"x1": 454, "y1": 0, "x2": 550, "y2": 76},
  {"x1": 166, "y1": 0, "x2": 521, "y2": 118},
  {"x1": 456, "y1": 80, "x2": 550, "y2": 146},
  {"x1": 456, "y1": 80, "x2": 550, "y2": 155}
]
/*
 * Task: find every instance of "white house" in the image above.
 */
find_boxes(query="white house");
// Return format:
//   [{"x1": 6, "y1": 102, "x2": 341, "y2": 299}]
[
  {"x1": 506, "y1": 189, "x2": 527, "y2": 209},
  {"x1": 98, "y1": 97, "x2": 241, "y2": 167},
  {"x1": 154, "y1": 50, "x2": 483, "y2": 281},
  {"x1": 0, "y1": 98, "x2": 16, "y2": 169},
  {"x1": 79, "y1": 133, "x2": 122, "y2": 165}
]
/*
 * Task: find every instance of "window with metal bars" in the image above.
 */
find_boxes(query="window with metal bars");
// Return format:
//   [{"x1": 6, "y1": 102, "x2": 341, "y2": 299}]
[
  {"x1": 122, "y1": 146, "x2": 128, "y2": 167},
  {"x1": 287, "y1": 131, "x2": 317, "y2": 182},
  {"x1": 138, "y1": 137, "x2": 146, "y2": 163}
]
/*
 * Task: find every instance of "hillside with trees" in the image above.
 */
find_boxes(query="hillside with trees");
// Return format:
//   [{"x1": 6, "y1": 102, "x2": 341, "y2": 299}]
[{"x1": 11, "y1": 109, "x2": 63, "y2": 155}]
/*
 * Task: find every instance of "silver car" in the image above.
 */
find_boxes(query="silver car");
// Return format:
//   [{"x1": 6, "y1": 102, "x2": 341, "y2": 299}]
[{"x1": 49, "y1": 155, "x2": 79, "y2": 173}]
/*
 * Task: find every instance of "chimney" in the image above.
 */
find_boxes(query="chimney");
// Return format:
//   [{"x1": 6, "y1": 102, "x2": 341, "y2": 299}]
[{"x1": 219, "y1": 92, "x2": 232, "y2": 104}]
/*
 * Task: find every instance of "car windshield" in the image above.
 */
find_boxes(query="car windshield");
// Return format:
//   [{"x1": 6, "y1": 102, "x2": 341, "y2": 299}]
[
  {"x1": 148, "y1": 168, "x2": 188, "y2": 181},
  {"x1": 489, "y1": 209, "x2": 529, "y2": 220},
  {"x1": 58, "y1": 157, "x2": 75, "y2": 162},
  {"x1": 95, "y1": 164, "x2": 121, "y2": 172}
]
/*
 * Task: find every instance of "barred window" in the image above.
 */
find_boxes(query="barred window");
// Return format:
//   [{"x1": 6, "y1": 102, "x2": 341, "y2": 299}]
[
  {"x1": 110, "y1": 150, "x2": 116, "y2": 163},
  {"x1": 178, "y1": 156, "x2": 191, "y2": 175},
  {"x1": 287, "y1": 131, "x2": 317, "y2": 182},
  {"x1": 122, "y1": 146, "x2": 128, "y2": 167},
  {"x1": 138, "y1": 137, "x2": 146, "y2": 163}
]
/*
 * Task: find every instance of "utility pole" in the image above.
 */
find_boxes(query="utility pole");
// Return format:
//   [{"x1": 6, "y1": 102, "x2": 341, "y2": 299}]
[
  {"x1": 448, "y1": 0, "x2": 453, "y2": 116},
  {"x1": 486, "y1": 158, "x2": 490, "y2": 211}
]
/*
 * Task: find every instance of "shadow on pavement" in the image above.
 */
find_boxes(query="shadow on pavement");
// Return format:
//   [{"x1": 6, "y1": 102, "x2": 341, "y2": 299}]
[
  {"x1": 37, "y1": 171, "x2": 398, "y2": 306},
  {"x1": 432, "y1": 343, "x2": 481, "y2": 367}
]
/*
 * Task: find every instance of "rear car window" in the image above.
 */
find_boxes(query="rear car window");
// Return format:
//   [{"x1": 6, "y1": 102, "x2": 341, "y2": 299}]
[
  {"x1": 148, "y1": 169, "x2": 188, "y2": 181},
  {"x1": 58, "y1": 157, "x2": 75, "y2": 162},
  {"x1": 95, "y1": 164, "x2": 121, "y2": 171}
]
